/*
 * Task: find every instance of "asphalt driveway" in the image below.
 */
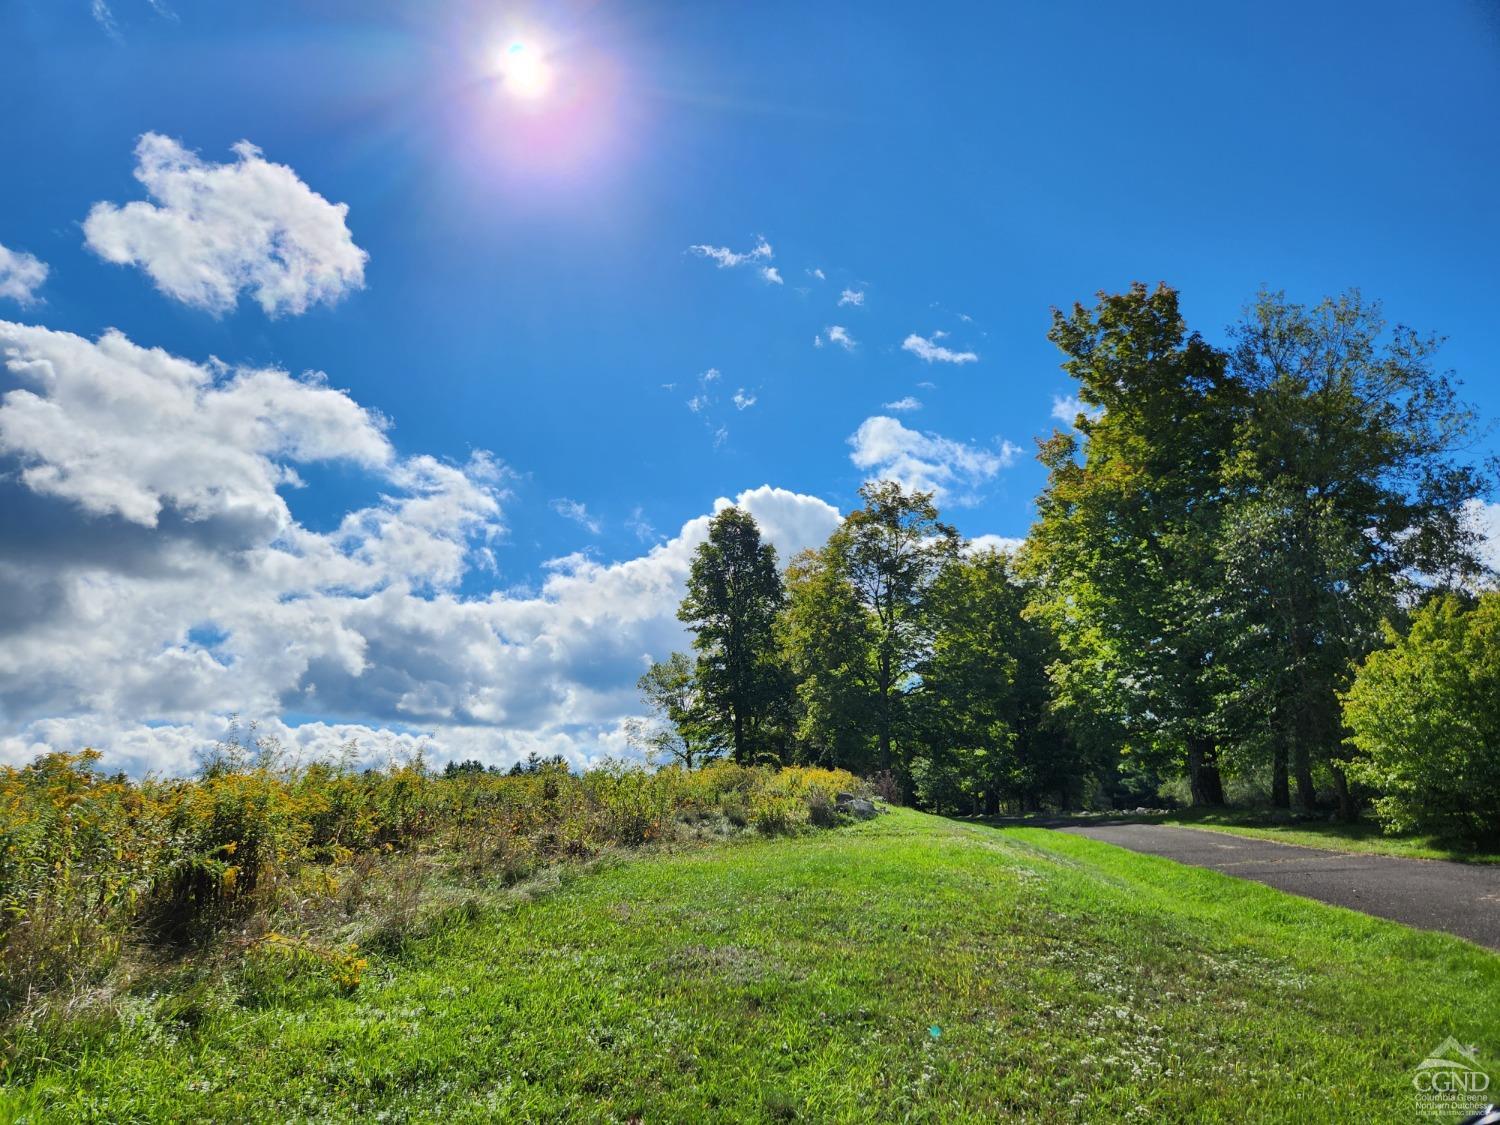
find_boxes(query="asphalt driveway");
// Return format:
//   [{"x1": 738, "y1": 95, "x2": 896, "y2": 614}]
[{"x1": 1060, "y1": 822, "x2": 1500, "y2": 951}]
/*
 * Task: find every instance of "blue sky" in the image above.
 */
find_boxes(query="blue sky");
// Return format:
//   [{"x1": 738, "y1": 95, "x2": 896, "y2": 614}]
[{"x1": 2, "y1": 0, "x2": 1498, "y2": 771}]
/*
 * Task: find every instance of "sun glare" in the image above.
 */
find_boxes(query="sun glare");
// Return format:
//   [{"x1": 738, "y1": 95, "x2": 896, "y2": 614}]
[{"x1": 500, "y1": 41, "x2": 552, "y2": 100}]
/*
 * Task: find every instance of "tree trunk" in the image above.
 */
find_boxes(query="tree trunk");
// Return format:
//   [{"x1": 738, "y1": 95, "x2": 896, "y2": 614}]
[
  {"x1": 1187, "y1": 736, "x2": 1225, "y2": 806},
  {"x1": 731, "y1": 707, "x2": 746, "y2": 765},
  {"x1": 1294, "y1": 740, "x2": 1315, "y2": 810},
  {"x1": 1329, "y1": 763, "x2": 1357, "y2": 822},
  {"x1": 983, "y1": 788, "x2": 999, "y2": 817},
  {"x1": 1271, "y1": 744, "x2": 1290, "y2": 809}
]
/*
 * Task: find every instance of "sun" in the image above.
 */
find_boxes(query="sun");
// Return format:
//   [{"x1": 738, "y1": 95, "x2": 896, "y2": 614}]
[{"x1": 499, "y1": 41, "x2": 552, "y2": 100}]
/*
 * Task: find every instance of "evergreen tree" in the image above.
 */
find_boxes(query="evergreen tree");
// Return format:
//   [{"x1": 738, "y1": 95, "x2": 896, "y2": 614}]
[{"x1": 678, "y1": 507, "x2": 788, "y2": 764}]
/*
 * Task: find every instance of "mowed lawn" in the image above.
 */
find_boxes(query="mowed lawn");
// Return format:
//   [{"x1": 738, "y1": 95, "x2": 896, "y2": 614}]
[{"x1": 6, "y1": 809, "x2": 1497, "y2": 1123}]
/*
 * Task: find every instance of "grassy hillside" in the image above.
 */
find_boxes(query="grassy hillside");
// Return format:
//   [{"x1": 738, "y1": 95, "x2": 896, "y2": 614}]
[{"x1": 6, "y1": 809, "x2": 1497, "y2": 1122}]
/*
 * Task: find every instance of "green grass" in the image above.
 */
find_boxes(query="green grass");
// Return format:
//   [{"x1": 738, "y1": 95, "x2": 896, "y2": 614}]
[
  {"x1": 5, "y1": 809, "x2": 1497, "y2": 1122},
  {"x1": 1131, "y1": 807, "x2": 1500, "y2": 864}
]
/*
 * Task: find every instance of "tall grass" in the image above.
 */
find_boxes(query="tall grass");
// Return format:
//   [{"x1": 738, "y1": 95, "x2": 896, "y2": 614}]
[{"x1": 0, "y1": 746, "x2": 865, "y2": 1037}]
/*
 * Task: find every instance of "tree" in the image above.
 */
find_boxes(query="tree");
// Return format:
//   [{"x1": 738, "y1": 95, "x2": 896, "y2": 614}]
[
  {"x1": 828, "y1": 482, "x2": 960, "y2": 773},
  {"x1": 1215, "y1": 290, "x2": 1492, "y2": 816},
  {"x1": 1025, "y1": 283, "x2": 1246, "y2": 806},
  {"x1": 1342, "y1": 593, "x2": 1500, "y2": 842},
  {"x1": 909, "y1": 549, "x2": 1019, "y2": 814},
  {"x1": 910, "y1": 548, "x2": 1077, "y2": 814},
  {"x1": 678, "y1": 507, "x2": 788, "y2": 764},
  {"x1": 777, "y1": 547, "x2": 878, "y2": 771},
  {"x1": 627, "y1": 653, "x2": 716, "y2": 769}
]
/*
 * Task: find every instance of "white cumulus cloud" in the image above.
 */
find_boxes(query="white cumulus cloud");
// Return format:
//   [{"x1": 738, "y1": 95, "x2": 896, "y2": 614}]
[
  {"x1": 966, "y1": 533, "x2": 1026, "y2": 556},
  {"x1": 883, "y1": 396, "x2": 921, "y2": 412},
  {"x1": 848, "y1": 415, "x2": 1018, "y2": 505},
  {"x1": 838, "y1": 288, "x2": 865, "y2": 307},
  {"x1": 0, "y1": 320, "x2": 390, "y2": 530},
  {"x1": 0, "y1": 243, "x2": 48, "y2": 306},
  {"x1": 84, "y1": 133, "x2": 368, "y2": 316}
]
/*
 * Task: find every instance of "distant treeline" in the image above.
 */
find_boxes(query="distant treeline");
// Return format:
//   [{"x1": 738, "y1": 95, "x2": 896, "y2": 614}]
[{"x1": 637, "y1": 284, "x2": 1500, "y2": 843}]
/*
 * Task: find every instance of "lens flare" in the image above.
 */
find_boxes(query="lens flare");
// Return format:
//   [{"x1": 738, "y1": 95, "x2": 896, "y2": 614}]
[{"x1": 500, "y1": 41, "x2": 552, "y2": 99}]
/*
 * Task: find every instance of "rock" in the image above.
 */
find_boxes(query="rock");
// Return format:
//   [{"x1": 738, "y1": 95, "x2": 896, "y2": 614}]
[{"x1": 835, "y1": 794, "x2": 878, "y2": 820}]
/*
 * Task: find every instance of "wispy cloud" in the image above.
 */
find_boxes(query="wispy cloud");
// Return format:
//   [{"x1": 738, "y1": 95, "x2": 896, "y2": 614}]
[
  {"x1": 902, "y1": 331, "x2": 978, "y2": 365},
  {"x1": 625, "y1": 507, "x2": 657, "y2": 542},
  {"x1": 688, "y1": 237, "x2": 772, "y2": 269},
  {"x1": 808, "y1": 267, "x2": 826, "y2": 281},
  {"x1": 90, "y1": 0, "x2": 122, "y2": 40},
  {"x1": 814, "y1": 325, "x2": 856, "y2": 351},
  {"x1": 883, "y1": 396, "x2": 921, "y2": 412},
  {"x1": 686, "y1": 237, "x2": 783, "y2": 286},
  {"x1": 838, "y1": 288, "x2": 865, "y2": 307},
  {"x1": 690, "y1": 237, "x2": 782, "y2": 284},
  {"x1": 551, "y1": 498, "x2": 601, "y2": 534},
  {"x1": 683, "y1": 368, "x2": 741, "y2": 447}
]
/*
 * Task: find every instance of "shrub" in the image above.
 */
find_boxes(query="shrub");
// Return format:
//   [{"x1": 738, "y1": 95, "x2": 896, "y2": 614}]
[
  {"x1": 1343, "y1": 593, "x2": 1500, "y2": 843},
  {"x1": 751, "y1": 793, "x2": 807, "y2": 835}
]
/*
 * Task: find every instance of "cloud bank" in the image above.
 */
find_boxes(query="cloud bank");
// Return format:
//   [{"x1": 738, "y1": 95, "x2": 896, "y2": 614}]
[{"x1": 0, "y1": 321, "x2": 841, "y2": 774}]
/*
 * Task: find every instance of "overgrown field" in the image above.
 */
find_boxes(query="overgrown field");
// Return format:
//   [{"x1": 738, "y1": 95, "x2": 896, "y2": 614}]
[
  {"x1": 0, "y1": 748, "x2": 861, "y2": 1045},
  {"x1": 4, "y1": 807, "x2": 1496, "y2": 1122}
]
